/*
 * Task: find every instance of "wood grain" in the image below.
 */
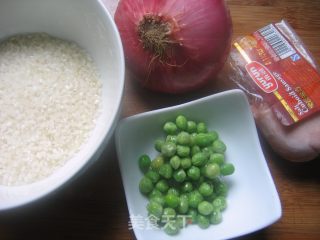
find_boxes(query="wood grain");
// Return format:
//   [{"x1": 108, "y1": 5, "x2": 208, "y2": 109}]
[{"x1": 0, "y1": 0, "x2": 319, "y2": 240}]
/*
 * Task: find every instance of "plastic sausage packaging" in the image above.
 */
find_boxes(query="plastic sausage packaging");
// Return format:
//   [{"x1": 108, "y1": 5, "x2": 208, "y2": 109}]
[{"x1": 225, "y1": 20, "x2": 320, "y2": 162}]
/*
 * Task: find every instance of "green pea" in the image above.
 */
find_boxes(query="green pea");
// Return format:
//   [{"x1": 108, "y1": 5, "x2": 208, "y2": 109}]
[
  {"x1": 147, "y1": 201, "x2": 163, "y2": 218},
  {"x1": 212, "y1": 139, "x2": 226, "y2": 153},
  {"x1": 199, "y1": 182, "x2": 213, "y2": 197},
  {"x1": 139, "y1": 177, "x2": 153, "y2": 194},
  {"x1": 165, "y1": 194, "x2": 180, "y2": 208},
  {"x1": 178, "y1": 195, "x2": 189, "y2": 214},
  {"x1": 208, "y1": 131, "x2": 219, "y2": 141},
  {"x1": 166, "y1": 135, "x2": 177, "y2": 144},
  {"x1": 187, "y1": 121, "x2": 197, "y2": 133},
  {"x1": 187, "y1": 166, "x2": 200, "y2": 181},
  {"x1": 154, "y1": 139, "x2": 165, "y2": 152},
  {"x1": 161, "y1": 142, "x2": 177, "y2": 158},
  {"x1": 145, "y1": 170, "x2": 160, "y2": 183},
  {"x1": 214, "y1": 180, "x2": 228, "y2": 196},
  {"x1": 212, "y1": 196, "x2": 227, "y2": 211},
  {"x1": 176, "y1": 145, "x2": 190, "y2": 158},
  {"x1": 197, "y1": 122, "x2": 207, "y2": 133},
  {"x1": 156, "y1": 179, "x2": 169, "y2": 193},
  {"x1": 194, "y1": 133, "x2": 214, "y2": 147},
  {"x1": 202, "y1": 147, "x2": 213, "y2": 159},
  {"x1": 159, "y1": 163, "x2": 173, "y2": 179},
  {"x1": 150, "y1": 155, "x2": 164, "y2": 171},
  {"x1": 150, "y1": 195, "x2": 165, "y2": 206},
  {"x1": 191, "y1": 152, "x2": 207, "y2": 167},
  {"x1": 180, "y1": 158, "x2": 192, "y2": 169},
  {"x1": 220, "y1": 163, "x2": 235, "y2": 176},
  {"x1": 163, "y1": 220, "x2": 180, "y2": 235},
  {"x1": 191, "y1": 145, "x2": 201, "y2": 156},
  {"x1": 181, "y1": 181, "x2": 193, "y2": 193},
  {"x1": 138, "y1": 154, "x2": 151, "y2": 173},
  {"x1": 167, "y1": 187, "x2": 180, "y2": 196},
  {"x1": 188, "y1": 190, "x2": 203, "y2": 208},
  {"x1": 208, "y1": 153, "x2": 225, "y2": 165},
  {"x1": 148, "y1": 189, "x2": 163, "y2": 199},
  {"x1": 170, "y1": 155, "x2": 180, "y2": 170},
  {"x1": 187, "y1": 209, "x2": 198, "y2": 224},
  {"x1": 198, "y1": 201, "x2": 214, "y2": 215},
  {"x1": 162, "y1": 207, "x2": 176, "y2": 219},
  {"x1": 163, "y1": 121, "x2": 178, "y2": 135},
  {"x1": 138, "y1": 116, "x2": 234, "y2": 235},
  {"x1": 176, "y1": 115, "x2": 188, "y2": 130},
  {"x1": 189, "y1": 133, "x2": 197, "y2": 146},
  {"x1": 210, "y1": 209, "x2": 222, "y2": 224},
  {"x1": 173, "y1": 169, "x2": 187, "y2": 183},
  {"x1": 203, "y1": 163, "x2": 220, "y2": 179},
  {"x1": 177, "y1": 131, "x2": 191, "y2": 146},
  {"x1": 197, "y1": 214, "x2": 210, "y2": 229}
]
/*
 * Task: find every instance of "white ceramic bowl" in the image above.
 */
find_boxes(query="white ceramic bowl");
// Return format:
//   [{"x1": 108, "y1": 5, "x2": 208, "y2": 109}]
[
  {"x1": 0, "y1": 0, "x2": 125, "y2": 210},
  {"x1": 115, "y1": 90, "x2": 281, "y2": 240}
]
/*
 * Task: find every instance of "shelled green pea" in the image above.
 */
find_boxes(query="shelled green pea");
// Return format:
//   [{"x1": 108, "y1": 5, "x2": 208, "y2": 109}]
[{"x1": 137, "y1": 114, "x2": 235, "y2": 235}]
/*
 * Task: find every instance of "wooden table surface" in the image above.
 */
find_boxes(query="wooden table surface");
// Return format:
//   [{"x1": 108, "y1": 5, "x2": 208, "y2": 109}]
[{"x1": 1, "y1": 0, "x2": 319, "y2": 239}]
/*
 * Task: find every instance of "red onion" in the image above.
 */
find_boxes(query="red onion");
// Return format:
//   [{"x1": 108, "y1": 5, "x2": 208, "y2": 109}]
[{"x1": 115, "y1": 0, "x2": 232, "y2": 94}]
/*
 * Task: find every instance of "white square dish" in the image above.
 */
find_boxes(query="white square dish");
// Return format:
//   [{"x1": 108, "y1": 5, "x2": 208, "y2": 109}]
[{"x1": 115, "y1": 89, "x2": 281, "y2": 240}]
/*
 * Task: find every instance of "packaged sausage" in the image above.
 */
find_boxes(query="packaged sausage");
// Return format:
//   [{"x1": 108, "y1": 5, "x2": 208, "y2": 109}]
[{"x1": 225, "y1": 20, "x2": 320, "y2": 162}]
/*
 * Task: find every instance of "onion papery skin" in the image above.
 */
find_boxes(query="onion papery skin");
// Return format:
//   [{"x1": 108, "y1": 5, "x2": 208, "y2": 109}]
[{"x1": 115, "y1": 0, "x2": 232, "y2": 94}]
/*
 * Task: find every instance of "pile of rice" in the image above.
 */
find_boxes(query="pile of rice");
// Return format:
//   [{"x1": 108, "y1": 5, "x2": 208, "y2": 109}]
[{"x1": 0, "y1": 33, "x2": 102, "y2": 186}]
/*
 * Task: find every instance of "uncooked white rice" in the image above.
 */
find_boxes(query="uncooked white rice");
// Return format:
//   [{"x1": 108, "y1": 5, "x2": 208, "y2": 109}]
[{"x1": 0, "y1": 33, "x2": 102, "y2": 186}]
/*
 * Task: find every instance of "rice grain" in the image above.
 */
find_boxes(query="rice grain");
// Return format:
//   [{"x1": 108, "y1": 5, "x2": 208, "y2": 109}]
[{"x1": 0, "y1": 33, "x2": 102, "y2": 186}]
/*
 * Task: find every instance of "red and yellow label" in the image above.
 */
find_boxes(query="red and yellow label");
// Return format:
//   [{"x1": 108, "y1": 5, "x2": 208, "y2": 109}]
[
  {"x1": 234, "y1": 24, "x2": 320, "y2": 126},
  {"x1": 245, "y1": 61, "x2": 278, "y2": 93}
]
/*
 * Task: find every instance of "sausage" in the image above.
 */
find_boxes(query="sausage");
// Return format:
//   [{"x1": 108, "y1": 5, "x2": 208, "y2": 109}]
[
  {"x1": 252, "y1": 103, "x2": 320, "y2": 162},
  {"x1": 225, "y1": 20, "x2": 320, "y2": 162}
]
